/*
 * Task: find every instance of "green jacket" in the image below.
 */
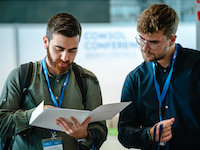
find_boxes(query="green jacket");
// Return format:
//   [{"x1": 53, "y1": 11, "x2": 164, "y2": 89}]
[{"x1": 0, "y1": 61, "x2": 107, "y2": 150}]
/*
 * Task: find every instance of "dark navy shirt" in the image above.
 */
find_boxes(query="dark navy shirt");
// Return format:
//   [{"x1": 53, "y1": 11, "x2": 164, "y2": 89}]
[{"x1": 118, "y1": 44, "x2": 200, "y2": 150}]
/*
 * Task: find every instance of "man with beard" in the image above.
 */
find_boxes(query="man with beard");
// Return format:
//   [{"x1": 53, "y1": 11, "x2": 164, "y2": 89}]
[
  {"x1": 0, "y1": 13, "x2": 107, "y2": 150},
  {"x1": 118, "y1": 4, "x2": 200, "y2": 150}
]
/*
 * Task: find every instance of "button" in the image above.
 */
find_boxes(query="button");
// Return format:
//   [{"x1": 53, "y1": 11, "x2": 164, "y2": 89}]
[
  {"x1": 3, "y1": 99, "x2": 6, "y2": 102},
  {"x1": 163, "y1": 69, "x2": 167, "y2": 73},
  {"x1": 55, "y1": 96, "x2": 59, "y2": 100},
  {"x1": 165, "y1": 106, "x2": 168, "y2": 109},
  {"x1": 57, "y1": 80, "x2": 59, "y2": 82}
]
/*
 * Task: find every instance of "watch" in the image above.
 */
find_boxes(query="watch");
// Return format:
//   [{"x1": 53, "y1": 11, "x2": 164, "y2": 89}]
[{"x1": 147, "y1": 127, "x2": 152, "y2": 142}]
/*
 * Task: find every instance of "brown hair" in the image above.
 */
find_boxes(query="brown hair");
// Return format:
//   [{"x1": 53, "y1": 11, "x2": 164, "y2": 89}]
[
  {"x1": 137, "y1": 4, "x2": 179, "y2": 39},
  {"x1": 46, "y1": 13, "x2": 81, "y2": 41}
]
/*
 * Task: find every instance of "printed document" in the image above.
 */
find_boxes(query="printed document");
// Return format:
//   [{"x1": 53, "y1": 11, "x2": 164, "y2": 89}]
[{"x1": 29, "y1": 101, "x2": 131, "y2": 131}]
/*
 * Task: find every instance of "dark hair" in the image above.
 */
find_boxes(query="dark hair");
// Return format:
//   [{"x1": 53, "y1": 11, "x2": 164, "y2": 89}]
[
  {"x1": 46, "y1": 13, "x2": 81, "y2": 41},
  {"x1": 137, "y1": 4, "x2": 179, "y2": 39}
]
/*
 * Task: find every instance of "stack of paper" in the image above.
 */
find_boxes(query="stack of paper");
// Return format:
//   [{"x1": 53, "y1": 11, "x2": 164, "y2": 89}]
[{"x1": 29, "y1": 101, "x2": 131, "y2": 132}]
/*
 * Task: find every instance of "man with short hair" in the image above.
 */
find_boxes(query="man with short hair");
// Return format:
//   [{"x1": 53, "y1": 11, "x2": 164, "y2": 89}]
[
  {"x1": 0, "y1": 13, "x2": 107, "y2": 150},
  {"x1": 118, "y1": 4, "x2": 200, "y2": 150}
]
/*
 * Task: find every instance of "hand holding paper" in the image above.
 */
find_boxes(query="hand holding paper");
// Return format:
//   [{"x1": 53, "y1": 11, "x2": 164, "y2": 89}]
[{"x1": 56, "y1": 116, "x2": 91, "y2": 139}]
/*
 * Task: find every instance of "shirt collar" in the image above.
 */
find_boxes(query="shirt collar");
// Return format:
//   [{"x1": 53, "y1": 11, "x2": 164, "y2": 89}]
[
  {"x1": 47, "y1": 67, "x2": 70, "y2": 79},
  {"x1": 155, "y1": 61, "x2": 172, "y2": 70}
]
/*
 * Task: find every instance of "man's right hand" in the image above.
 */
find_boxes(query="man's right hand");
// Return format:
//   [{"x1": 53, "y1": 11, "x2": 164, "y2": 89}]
[
  {"x1": 43, "y1": 105, "x2": 56, "y2": 110},
  {"x1": 150, "y1": 118, "x2": 175, "y2": 143}
]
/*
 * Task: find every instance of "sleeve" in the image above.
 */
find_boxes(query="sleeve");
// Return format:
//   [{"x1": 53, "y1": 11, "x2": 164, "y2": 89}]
[
  {"x1": 117, "y1": 74, "x2": 150, "y2": 149},
  {"x1": 81, "y1": 70, "x2": 108, "y2": 149},
  {"x1": 0, "y1": 68, "x2": 34, "y2": 137}
]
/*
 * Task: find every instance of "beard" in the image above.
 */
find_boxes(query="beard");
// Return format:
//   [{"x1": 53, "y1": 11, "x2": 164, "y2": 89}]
[
  {"x1": 141, "y1": 50, "x2": 155, "y2": 62},
  {"x1": 47, "y1": 47, "x2": 72, "y2": 74},
  {"x1": 141, "y1": 45, "x2": 168, "y2": 62}
]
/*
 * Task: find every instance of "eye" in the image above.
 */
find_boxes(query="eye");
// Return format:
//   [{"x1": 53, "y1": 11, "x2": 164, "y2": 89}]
[
  {"x1": 55, "y1": 46, "x2": 64, "y2": 51},
  {"x1": 150, "y1": 41, "x2": 159, "y2": 45},
  {"x1": 69, "y1": 48, "x2": 77, "y2": 53}
]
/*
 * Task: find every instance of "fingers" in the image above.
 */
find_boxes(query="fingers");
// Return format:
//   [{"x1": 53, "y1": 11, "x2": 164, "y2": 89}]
[
  {"x1": 160, "y1": 128, "x2": 172, "y2": 142},
  {"x1": 164, "y1": 118, "x2": 175, "y2": 127},
  {"x1": 70, "y1": 116, "x2": 80, "y2": 128},
  {"x1": 56, "y1": 118, "x2": 72, "y2": 134},
  {"x1": 159, "y1": 118, "x2": 175, "y2": 128},
  {"x1": 83, "y1": 116, "x2": 92, "y2": 125},
  {"x1": 43, "y1": 105, "x2": 56, "y2": 109},
  {"x1": 169, "y1": 118, "x2": 175, "y2": 123},
  {"x1": 56, "y1": 116, "x2": 91, "y2": 139},
  {"x1": 70, "y1": 116, "x2": 92, "y2": 127},
  {"x1": 161, "y1": 126, "x2": 172, "y2": 136},
  {"x1": 151, "y1": 118, "x2": 175, "y2": 142}
]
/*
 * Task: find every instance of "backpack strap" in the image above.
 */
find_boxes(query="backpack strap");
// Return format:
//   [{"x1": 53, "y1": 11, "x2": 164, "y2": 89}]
[
  {"x1": 19, "y1": 62, "x2": 33, "y2": 105},
  {"x1": 72, "y1": 63, "x2": 87, "y2": 109},
  {"x1": 2, "y1": 138, "x2": 11, "y2": 150},
  {"x1": 72, "y1": 63, "x2": 99, "y2": 109}
]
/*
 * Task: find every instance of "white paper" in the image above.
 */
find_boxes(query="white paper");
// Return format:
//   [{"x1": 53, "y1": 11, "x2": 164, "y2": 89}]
[{"x1": 29, "y1": 101, "x2": 131, "y2": 132}]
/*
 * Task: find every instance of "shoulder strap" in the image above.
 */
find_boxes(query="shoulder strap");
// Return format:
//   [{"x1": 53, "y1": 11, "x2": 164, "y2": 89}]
[
  {"x1": 2, "y1": 137, "x2": 12, "y2": 150},
  {"x1": 2, "y1": 62, "x2": 33, "y2": 150},
  {"x1": 72, "y1": 63, "x2": 87, "y2": 109},
  {"x1": 19, "y1": 62, "x2": 33, "y2": 103},
  {"x1": 72, "y1": 63, "x2": 99, "y2": 109}
]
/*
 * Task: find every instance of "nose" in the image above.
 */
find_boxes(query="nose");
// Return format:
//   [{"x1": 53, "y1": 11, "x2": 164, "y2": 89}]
[
  {"x1": 142, "y1": 42, "x2": 150, "y2": 51},
  {"x1": 60, "y1": 51, "x2": 68, "y2": 62}
]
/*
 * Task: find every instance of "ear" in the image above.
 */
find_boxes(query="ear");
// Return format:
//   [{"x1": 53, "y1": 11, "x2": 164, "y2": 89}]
[
  {"x1": 169, "y1": 35, "x2": 177, "y2": 46},
  {"x1": 43, "y1": 36, "x2": 49, "y2": 49}
]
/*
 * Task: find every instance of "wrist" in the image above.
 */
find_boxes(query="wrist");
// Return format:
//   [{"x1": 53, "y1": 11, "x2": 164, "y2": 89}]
[
  {"x1": 77, "y1": 130, "x2": 91, "y2": 141},
  {"x1": 85, "y1": 130, "x2": 90, "y2": 141}
]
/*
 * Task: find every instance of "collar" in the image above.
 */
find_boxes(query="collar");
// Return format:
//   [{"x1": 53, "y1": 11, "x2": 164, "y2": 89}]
[
  {"x1": 154, "y1": 61, "x2": 172, "y2": 71},
  {"x1": 47, "y1": 67, "x2": 70, "y2": 79}
]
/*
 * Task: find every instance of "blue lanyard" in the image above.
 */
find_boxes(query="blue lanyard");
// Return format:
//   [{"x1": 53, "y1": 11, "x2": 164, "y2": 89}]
[
  {"x1": 42, "y1": 58, "x2": 70, "y2": 108},
  {"x1": 152, "y1": 45, "x2": 178, "y2": 121},
  {"x1": 153, "y1": 124, "x2": 163, "y2": 150}
]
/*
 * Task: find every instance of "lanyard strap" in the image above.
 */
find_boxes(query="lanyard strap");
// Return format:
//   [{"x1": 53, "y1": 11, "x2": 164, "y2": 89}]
[
  {"x1": 152, "y1": 45, "x2": 178, "y2": 121},
  {"x1": 42, "y1": 58, "x2": 70, "y2": 108},
  {"x1": 152, "y1": 124, "x2": 170, "y2": 150},
  {"x1": 153, "y1": 124, "x2": 163, "y2": 150}
]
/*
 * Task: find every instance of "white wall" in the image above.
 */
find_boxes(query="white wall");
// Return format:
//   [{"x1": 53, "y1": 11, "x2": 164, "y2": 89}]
[
  {"x1": 0, "y1": 24, "x2": 17, "y2": 92},
  {"x1": 0, "y1": 23, "x2": 196, "y2": 104},
  {"x1": 196, "y1": 0, "x2": 200, "y2": 50}
]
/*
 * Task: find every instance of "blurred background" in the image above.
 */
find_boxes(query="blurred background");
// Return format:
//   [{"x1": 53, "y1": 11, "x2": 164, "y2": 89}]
[{"x1": 0, "y1": 0, "x2": 199, "y2": 149}]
